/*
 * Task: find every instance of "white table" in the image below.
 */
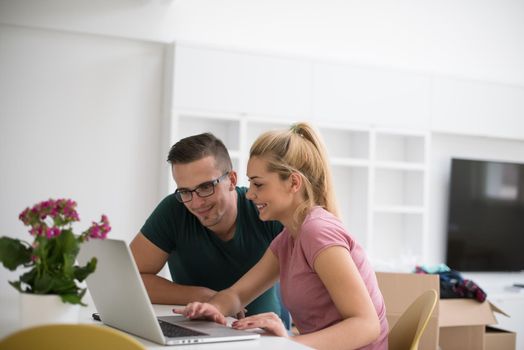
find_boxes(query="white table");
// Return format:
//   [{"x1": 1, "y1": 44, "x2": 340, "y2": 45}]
[{"x1": 0, "y1": 293, "x2": 311, "y2": 350}]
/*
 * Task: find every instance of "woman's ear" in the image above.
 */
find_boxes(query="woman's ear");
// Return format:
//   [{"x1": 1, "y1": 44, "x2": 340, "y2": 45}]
[
  {"x1": 228, "y1": 170, "x2": 238, "y2": 190},
  {"x1": 289, "y1": 172, "x2": 302, "y2": 193}
]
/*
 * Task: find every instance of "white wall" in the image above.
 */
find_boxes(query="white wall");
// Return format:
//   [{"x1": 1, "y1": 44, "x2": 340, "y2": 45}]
[
  {"x1": 0, "y1": 24, "x2": 166, "y2": 297},
  {"x1": 1, "y1": 0, "x2": 524, "y2": 86}
]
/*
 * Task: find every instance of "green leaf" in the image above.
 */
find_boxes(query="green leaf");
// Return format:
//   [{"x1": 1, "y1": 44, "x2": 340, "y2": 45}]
[
  {"x1": 60, "y1": 288, "x2": 87, "y2": 306},
  {"x1": 0, "y1": 237, "x2": 32, "y2": 270},
  {"x1": 62, "y1": 254, "x2": 76, "y2": 277},
  {"x1": 44, "y1": 237, "x2": 61, "y2": 268},
  {"x1": 56, "y1": 230, "x2": 79, "y2": 277},
  {"x1": 58, "y1": 230, "x2": 79, "y2": 256},
  {"x1": 33, "y1": 271, "x2": 54, "y2": 294},
  {"x1": 20, "y1": 269, "x2": 37, "y2": 286},
  {"x1": 50, "y1": 275, "x2": 77, "y2": 294},
  {"x1": 32, "y1": 236, "x2": 49, "y2": 264},
  {"x1": 9, "y1": 280, "x2": 23, "y2": 292},
  {"x1": 74, "y1": 258, "x2": 97, "y2": 282}
]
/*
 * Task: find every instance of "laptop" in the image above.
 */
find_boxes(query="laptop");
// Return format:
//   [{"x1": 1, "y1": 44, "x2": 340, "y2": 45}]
[{"x1": 77, "y1": 238, "x2": 260, "y2": 345}]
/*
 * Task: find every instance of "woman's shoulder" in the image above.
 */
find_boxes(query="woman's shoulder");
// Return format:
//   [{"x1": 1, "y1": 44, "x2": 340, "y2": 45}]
[
  {"x1": 299, "y1": 207, "x2": 351, "y2": 243},
  {"x1": 303, "y1": 207, "x2": 343, "y2": 229}
]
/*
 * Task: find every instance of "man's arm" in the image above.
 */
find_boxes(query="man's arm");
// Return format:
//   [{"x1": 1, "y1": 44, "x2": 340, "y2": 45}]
[{"x1": 130, "y1": 232, "x2": 216, "y2": 304}]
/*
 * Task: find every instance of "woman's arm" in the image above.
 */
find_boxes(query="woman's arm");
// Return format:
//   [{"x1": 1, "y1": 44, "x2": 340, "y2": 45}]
[
  {"x1": 175, "y1": 248, "x2": 280, "y2": 321},
  {"x1": 294, "y1": 246, "x2": 381, "y2": 350}
]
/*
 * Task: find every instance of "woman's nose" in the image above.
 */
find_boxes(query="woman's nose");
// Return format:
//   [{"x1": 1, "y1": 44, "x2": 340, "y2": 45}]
[{"x1": 246, "y1": 186, "x2": 255, "y2": 200}]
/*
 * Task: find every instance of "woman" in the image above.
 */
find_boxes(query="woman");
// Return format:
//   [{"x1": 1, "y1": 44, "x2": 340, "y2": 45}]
[{"x1": 174, "y1": 123, "x2": 388, "y2": 349}]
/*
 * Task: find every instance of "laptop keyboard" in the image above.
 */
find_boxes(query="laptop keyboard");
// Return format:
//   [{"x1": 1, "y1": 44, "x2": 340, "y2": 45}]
[{"x1": 158, "y1": 320, "x2": 207, "y2": 338}]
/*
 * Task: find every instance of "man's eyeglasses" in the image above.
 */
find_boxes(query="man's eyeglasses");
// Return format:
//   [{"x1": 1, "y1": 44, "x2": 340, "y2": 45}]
[{"x1": 174, "y1": 172, "x2": 230, "y2": 203}]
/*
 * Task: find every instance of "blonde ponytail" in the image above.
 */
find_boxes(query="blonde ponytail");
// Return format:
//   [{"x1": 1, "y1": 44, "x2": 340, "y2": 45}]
[{"x1": 250, "y1": 122, "x2": 339, "y2": 229}]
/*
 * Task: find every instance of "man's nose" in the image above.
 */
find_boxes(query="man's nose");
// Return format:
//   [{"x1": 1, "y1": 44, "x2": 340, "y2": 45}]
[{"x1": 190, "y1": 193, "x2": 206, "y2": 207}]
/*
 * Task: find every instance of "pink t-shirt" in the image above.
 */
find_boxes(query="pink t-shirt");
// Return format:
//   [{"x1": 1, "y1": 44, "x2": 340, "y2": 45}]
[{"x1": 270, "y1": 207, "x2": 388, "y2": 350}]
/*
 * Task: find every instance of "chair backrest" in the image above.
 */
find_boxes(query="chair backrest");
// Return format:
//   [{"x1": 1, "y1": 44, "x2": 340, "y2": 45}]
[
  {"x1": 388, "y1": 289, "x2": 438, "y2": 350},
  {"x1": 0, "y1": 324, "x2": 146, "y2": 350}
]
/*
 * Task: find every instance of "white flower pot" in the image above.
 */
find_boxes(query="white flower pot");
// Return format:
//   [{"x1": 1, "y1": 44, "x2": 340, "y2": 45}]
[{"x1": 19, "y1": 293, "x2": 80, "y2": 327}]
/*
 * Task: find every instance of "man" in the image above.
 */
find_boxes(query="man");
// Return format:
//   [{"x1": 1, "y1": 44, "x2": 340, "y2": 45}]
[{"x1": 130, "y1": 132, "x2": 283, "y2": 317}]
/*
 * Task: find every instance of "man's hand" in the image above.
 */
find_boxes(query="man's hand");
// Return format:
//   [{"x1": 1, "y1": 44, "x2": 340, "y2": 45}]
[{"x1": 173, "y1": 302, "x2": 227, "y2": 326}]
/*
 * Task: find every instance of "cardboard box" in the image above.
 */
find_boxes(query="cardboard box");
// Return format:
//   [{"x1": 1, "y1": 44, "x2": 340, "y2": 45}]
[
  {"x1": 484, "y1": 326, "x2": 516, "y2": 350},
  {"x1": 376, "y1": 272, "x2": 440, "y2": 350},
  {"x1": 438, "y1": 297, "x2": 512, "y2": 350}
]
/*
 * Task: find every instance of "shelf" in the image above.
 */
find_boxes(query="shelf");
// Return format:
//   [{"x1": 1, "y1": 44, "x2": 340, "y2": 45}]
[
  {"x1": 374, "y1": 161, "x2": 425, "y2": 171},
  {"x1": 228, "y1": 150, "x2": 240, "y2": 159},
  {"x1": 373, "y1": 206, "x2": 424, "y2": 214},
  {"x1": 331, "y1": 165, "x2": 368, "y2": 248},
  {"x1": 176, "y1": 114, "x2": 240, "y2": 151},
  {"x1": 372, "y1": 212, "x2": 424, "y2": 263},
  {"x1": 171, "y1": 109, "x2": 429, "y2": 267},
  {"x1": 318, "y1": 127, "x2": 370, "y2": 159},
  {"x1": 375, "y1": 132, "x2": 426, "y2": 163},
  {"x1": 374, "y1": 168, "x2": 424, "y2": 207},
  {"x1": 245, "y1": 120, "x2": 291, "y2": 151},
  {"x1": 330, "y1": 157, "x2": 369, "y2": 167}
]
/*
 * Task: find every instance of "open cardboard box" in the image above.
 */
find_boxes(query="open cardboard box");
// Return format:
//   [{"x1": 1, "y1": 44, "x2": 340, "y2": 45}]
[
  {"x1": 484, "y1": 326, "x2": 516, "y2": 350},
  {"x1": 439, "y1": 298, "x2": 515, "y2": 350},
  {"x1": 376, "y1": 272, "x2": 440, "y2": 350},
  {"x1": 376, "y1": 272, "x2": 515, "y2": 350}
]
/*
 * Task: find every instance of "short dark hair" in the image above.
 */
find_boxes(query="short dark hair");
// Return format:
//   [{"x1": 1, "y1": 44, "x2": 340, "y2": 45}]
[{"x1": 167, "y1": 133, "x2": 232, "y2": 172}]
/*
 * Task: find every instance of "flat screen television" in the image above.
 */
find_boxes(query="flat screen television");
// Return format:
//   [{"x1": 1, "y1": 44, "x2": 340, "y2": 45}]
[{"x1": 446, "y1": 158, "x2": 524, "y2": 272}]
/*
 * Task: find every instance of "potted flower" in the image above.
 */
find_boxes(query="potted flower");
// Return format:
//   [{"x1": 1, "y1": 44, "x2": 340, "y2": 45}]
[{"x1": 0, "y1": 198, "x2": 110, "y2": 325}]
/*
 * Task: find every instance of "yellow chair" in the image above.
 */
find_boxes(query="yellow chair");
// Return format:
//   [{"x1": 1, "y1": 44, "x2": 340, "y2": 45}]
[
  {"x1": 0, "y1": 323, "x2": 146, "y2": 350},
  {"x1": 388, "y1": 289, "x2": 438, "y2": 350}
]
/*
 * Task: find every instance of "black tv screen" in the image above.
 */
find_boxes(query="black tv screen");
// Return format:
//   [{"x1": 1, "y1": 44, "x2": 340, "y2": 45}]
[{"x1": 446, "y1": 158, "x2": 524, "y2": 272}]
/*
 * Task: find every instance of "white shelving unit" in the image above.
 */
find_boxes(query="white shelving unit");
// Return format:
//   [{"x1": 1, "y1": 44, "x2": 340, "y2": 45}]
[{"x1": 171, "y1": 110, "x2": 430, "y2": 268}]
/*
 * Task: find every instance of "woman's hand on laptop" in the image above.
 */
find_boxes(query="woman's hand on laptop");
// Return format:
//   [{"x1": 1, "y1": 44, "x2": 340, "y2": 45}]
[
  {"x1": 173, "y1": 302, "x2": 227, "y2": 326},
  {"x1": 232, "y1": 312, "x2": 288, "y2": 337}
]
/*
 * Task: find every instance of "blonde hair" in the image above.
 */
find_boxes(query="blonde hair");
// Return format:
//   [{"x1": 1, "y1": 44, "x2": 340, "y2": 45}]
[{"x1": 249, "y1": 122, "x2": 339, "y2": 229}]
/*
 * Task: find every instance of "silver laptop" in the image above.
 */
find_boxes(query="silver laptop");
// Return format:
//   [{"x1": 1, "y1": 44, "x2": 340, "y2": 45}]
[{"x1": 77, "y1": 238, "x2": 260, "y2": 345}]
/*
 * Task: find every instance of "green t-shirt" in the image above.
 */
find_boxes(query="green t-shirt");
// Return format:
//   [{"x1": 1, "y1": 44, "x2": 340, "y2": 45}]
[{"x1": 141, "y1": 187, "x2": 283, "y2": 316}]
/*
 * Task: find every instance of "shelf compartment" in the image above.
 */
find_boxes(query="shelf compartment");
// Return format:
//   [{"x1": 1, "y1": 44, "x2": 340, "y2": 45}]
[
  {"x1": 374, "y1": 168, "x2": 424, "y2": 207},
  {"x1": 176, "y1": 115, "x2": 240, "y2": 151},
  {"x1": 371, "y1": 212, "x2": 423, "y2": 267},
  {"x1": 374, "y1": 161, "x2": 425, "y2": 171},
  {"x1": 373, "y1": 206, "x2": 424, "y2": 214},
  {"x1": 331, "y1": 165, "x2": 368, "y2": 247},
  {"x1": 375, "y1": 132, "x2": 426, "y2": 163},
  {"x1": 319, "y1": 127, "x2": 370, "y2": 159},
  {"x1": 245, "y1": 121, "x2": 291, "y2": 152},
  {"x1": 330, "y1": 157, "x2": 369, "y2": 167}
]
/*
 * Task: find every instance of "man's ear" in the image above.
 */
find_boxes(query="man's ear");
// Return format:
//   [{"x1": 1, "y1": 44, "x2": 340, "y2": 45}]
[
  {"x1": 289, "y1": 172, "x2": 302, "y2": 193},
  {"x1": 228, "y1": 170, "x2": 238, "y2": 190}
]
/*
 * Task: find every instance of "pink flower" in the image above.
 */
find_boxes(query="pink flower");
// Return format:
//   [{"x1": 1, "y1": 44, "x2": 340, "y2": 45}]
[
  {"x1": 7, "y1": 198, "x2": 111, "y2": 304},
  {"x1": 47, "y1": 227, "x2": 61, "y2": 238},
  {"x1": 18, "y1": 198, "x2": 108, "y2": 240},
  {"x1": 84, "y1": 214, "x2": 111, "y2": 240}
]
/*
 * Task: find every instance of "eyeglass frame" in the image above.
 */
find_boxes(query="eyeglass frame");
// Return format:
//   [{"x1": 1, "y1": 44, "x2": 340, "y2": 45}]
[{"x1": 174, "y1": 171, "x2": 230, "y2": 203}]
